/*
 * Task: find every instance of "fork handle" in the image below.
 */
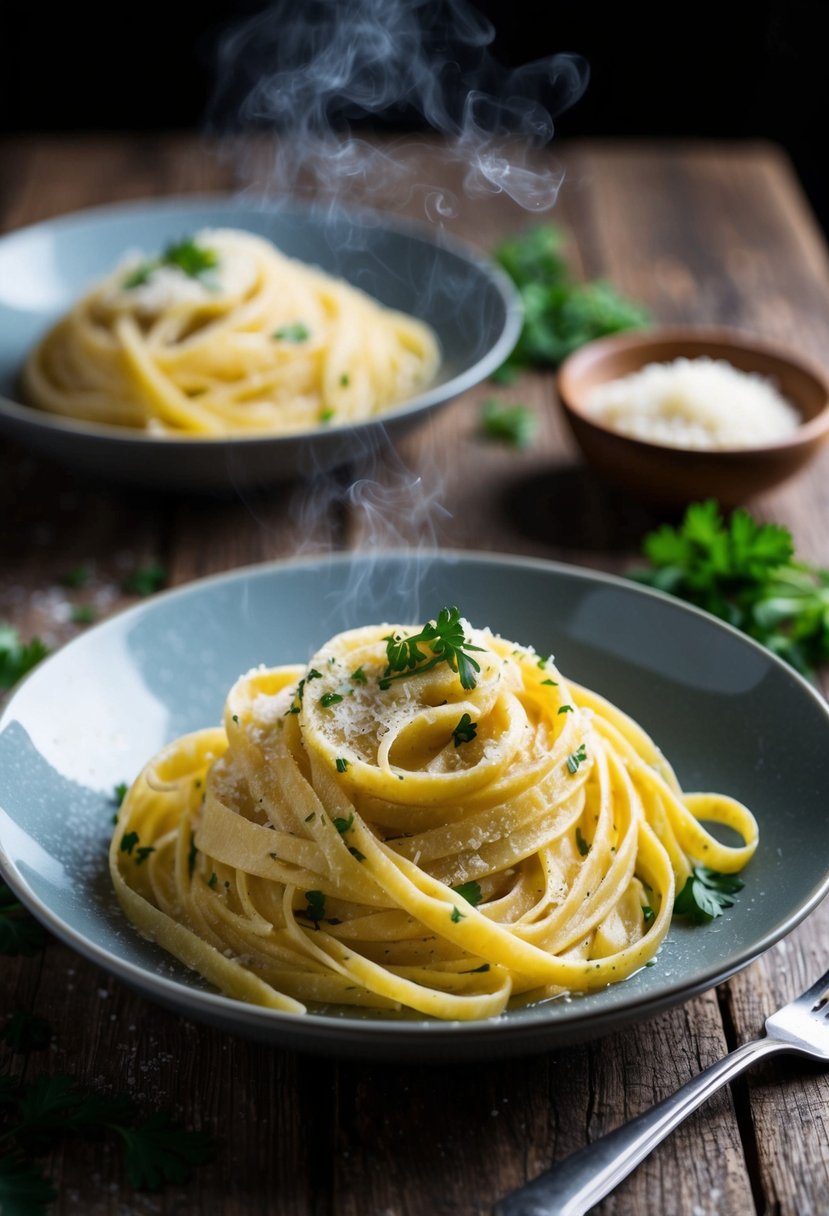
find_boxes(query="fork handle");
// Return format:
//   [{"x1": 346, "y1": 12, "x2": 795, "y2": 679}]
[{"x1": 494, "y1": 1036, "x2": 788, "y2": 1216}]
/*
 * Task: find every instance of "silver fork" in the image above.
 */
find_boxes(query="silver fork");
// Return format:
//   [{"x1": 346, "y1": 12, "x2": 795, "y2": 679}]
[{"x1": 494, "y1": 965, "x2": 829, "y2": 1216}]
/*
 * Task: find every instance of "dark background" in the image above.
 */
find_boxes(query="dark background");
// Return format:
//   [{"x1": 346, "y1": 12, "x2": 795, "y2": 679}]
[{"x1": 3, "y1": 0, "x2": 828, "y2": 235}]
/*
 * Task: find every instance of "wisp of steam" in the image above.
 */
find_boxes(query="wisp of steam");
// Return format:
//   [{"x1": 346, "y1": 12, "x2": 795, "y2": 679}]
[
  {"x1": 207, "y1": 0, "x2": 588, "y2": 621},
  {"x1": 209, "y1": 0, "x2": 588, "y2": 212}
]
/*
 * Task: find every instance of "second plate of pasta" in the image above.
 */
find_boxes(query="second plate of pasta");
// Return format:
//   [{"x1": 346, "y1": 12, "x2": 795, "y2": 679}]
[{"x1": 0, "y1": 198, "x2": 521, "y2": 489}]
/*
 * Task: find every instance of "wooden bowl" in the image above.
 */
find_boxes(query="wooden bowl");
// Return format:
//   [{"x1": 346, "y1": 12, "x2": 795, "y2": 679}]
[{"x1": 556, "y1": 328, "x2": 829, "y2": 507}]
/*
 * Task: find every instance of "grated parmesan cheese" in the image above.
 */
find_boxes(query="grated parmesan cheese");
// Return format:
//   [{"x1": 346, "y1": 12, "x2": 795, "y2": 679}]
[{"x1": 585, "y1": 356, "x2": 800, "y2": 449}]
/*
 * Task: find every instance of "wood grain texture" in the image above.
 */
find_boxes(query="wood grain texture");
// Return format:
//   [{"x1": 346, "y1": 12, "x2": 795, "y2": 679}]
[{"x1": 2, "y1": 134, "x2": 829, "y2": 1215}]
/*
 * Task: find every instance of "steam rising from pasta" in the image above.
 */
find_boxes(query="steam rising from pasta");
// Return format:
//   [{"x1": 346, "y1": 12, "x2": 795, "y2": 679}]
[
  {"x1": 208, "y1": 0, "x2": 588, "y2": 213},
  {"x1": 110, "y1": 614, "x2": 758, "y2": 1021}
]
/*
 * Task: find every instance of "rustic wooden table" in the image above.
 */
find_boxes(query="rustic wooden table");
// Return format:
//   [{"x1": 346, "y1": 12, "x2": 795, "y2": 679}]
[{"x1": 2, "y1": 134, "x2": 829, "y2": 1215}]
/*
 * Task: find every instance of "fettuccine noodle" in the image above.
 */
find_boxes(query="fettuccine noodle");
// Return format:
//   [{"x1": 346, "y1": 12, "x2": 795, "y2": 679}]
[
  {"x1": 22, "y1": 229, "x2": 440, "y2": 435},
  {"x1": 109, "y1": 614, "x2": 758, "y2": 1021}
]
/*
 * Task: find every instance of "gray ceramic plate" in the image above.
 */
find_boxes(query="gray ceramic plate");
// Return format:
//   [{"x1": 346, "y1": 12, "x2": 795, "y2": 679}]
[
  {"x1": 0, "y1": 197, "x2": 521, "y2": 491},
  {"x1": 2, "y1": 552, "x2": 828, "y2": 1061}
]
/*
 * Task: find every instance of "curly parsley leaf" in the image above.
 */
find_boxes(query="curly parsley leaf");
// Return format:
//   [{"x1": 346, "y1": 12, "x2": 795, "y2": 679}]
[
  {"x1": 124, "y1": 237, "x2": 219, "y2": 289},
  {"x1": 0, "y1": 1072, "x2": 214, "y2": 1200},
  {"x1": 381, "y1": 607, "x2": 484, "y2": 691},
  {"x1": 0, "y1": 626, "x2": 49, "y2": 691},
  {"x1": 123, "y1": 564, "x2": 167, "y2": 597},
  {"x1": 113, "y1": 1112, "x2": 216, "y2": 1191},
  {"x1": 674, "y1": 865, "x2": 744, "y2": 924},
  {"x1": 631, "y1": 500, "x2": 829, "y2": 678},
  {"x1": 479, "y1": 399, "x2": 537, "y2": 450}
]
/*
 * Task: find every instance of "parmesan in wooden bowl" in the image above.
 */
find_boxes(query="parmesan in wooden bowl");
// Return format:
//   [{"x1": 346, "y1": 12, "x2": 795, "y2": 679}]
[{"x1": 556, "y1": 328, "x2": 829, "y2": 507}]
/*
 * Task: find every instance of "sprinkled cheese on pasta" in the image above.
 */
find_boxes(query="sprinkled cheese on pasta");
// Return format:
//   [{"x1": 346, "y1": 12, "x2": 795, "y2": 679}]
[{"x1": 109, "y1": 611, "x2": 758, "y2": 1021}]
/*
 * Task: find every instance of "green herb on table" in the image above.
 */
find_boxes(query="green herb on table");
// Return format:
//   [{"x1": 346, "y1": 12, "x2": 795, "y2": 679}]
[
  {"x1": 0, "y1": 880, "x2": 46, "y2": 957},
  {"x1": 674, "y1": 865, "x2": 744, "y2": 924},
  {"x1": 0, "y1": 626, "x2": 49, "y2": 691},
  {"x1": 61, "y1": 565, "x2": 92, "y2": 589},
  {"x1": 631, "y1": 499, "x2": 829, "y2": 678},
  {"x1": 1, "y1": 1011, "x2": 52, "y2": 1054},
  {"x1": 492, "y1": 224, "x2": 649, "y2": 376},
  {"x1": 478, "y1": 398, "x2": 537, "y2": 449},
  {"x1": 0, "y1": 1073, "x2": 214, "y2": 1211},
  {"x1": 123, "y1": 564, "x2": 167, "y2": 597},
  {"x1": 380, "y1": 607, "x2": 484, "y2": 692},
  {"x1": 70, "y1": 604, "x2": 97, "y2": 626}
]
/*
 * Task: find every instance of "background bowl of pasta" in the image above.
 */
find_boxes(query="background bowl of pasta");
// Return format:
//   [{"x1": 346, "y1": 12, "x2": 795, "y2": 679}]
[
  {"x1": 0, "y1": 197, "x2": 522, "y2": 490},
  {"x1": 2, "y1": 551, "x2": 829, "y2": 1060}
]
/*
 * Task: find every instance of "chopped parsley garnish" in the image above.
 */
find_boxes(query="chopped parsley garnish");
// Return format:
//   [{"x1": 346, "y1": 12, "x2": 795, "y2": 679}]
[
  {"x1": 231, "y1": 714, "x2": 239, "y2": 724},
  {"x1": 333, "y1": 812, "x2": 354, "y2": 833},
  {"x1": 123, "y1": 564, "x2": 167, "y2": 597},
  {"x1": 320, "y1": 692, "x2": 343, "y2": 708},
  {"x1": 188, "y1": 840, "x2": 198, "y2": 878},
  {"x1": 541, "y1": 678, "x2": 557, "y2": 686},
  {"x1": 450, "y1": 906, "x2": 465, "y2": 923},
  {"x1": 674, "y1": 865, "x2": 745, "y2": 924},
  {"x1": 566, "y1": 743, "x2": 588, "y2": 774},
  {"x1": 348, "y1": 846, "x2": 366, "y2": 862},
  {"x1": 302, "y1": 890, "x2": 326, "y2": 928},
  {"x1": 350, "y1": 666, "x2": 367, "y2": 685},
  {"x1": 479, "y1": 398, "x2": 537, "y2": 450},
  {"x1": 632, "y1": 499, "x2": 829, "y2": 679},
  {"x1": 0, "y1": 625, "x2": 49, "y2": 690},
  {"x1": 575, "y1": 826, "x2": 590, "y2": 856},
  {"x1": 307, "y1": 668, "x2": 323, "y2": 681},
  {"x1": 451, "y1": 713, "x2": 477, "y2": 747},
  {"x1": 642, "y1": 904, "x2": 655, "y2": 927},
  {"x1": 335, "y1": 758, "x2": 350, "y2": 774},
  {"x1": 450, "y1": 880, "x2": 482, "y2": 907},
  {"x1": 207, "y1": 872, "x2": 218, "y2": 889},
  {"x1": 120, "y1": 832, "x2": 140, "y2": 855},
  {"x1": 113, "y1": 782, "x2": 129, "y2": 805},
  {"x1": 339, "y1": 373, "x2": 350, "y2": 387},
  {"x1": 124, "y1": 236, "x2": 219, "y2": 289},
  {"x1": 380, "y1": 607, "x2": 484, "y2": 691},
  {"x1": 273, "y1": 322, "x2": 311, "y2": 342},
  {"x1": 134, "y1": 846, "x2": 155, "y2": 866},
  {"x1": 557, "y1": 704, "x2": 574, "y2": 715},
  {"x1": 319, "y1": 408, "x2": 335, "y2": 424}
]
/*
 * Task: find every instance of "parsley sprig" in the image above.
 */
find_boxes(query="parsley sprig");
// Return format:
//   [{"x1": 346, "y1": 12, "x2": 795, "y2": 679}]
[
  {"x1": 674, "y1": 865, "x2": 744, "y2": 924},
  {"x1": 380, "y1": 607, "x2": 484, "y2": 691},
  {"x1": 632, "y1": 500, "x2": 829, "y2": 678},
  {"x1": 0, "y1": 626, "x2": 49, "y2": 691},
  {"x1": 124, "y1": 237, "x2": 219, "y2": 289},
  {"x1": 479, "y1": 399, "x2": 537, "y2": 450},
  {"x1": 0, "y1": 1072, "x2": 215, "y2": 1211},
  {"x1": 492, "y1": 224, "x2": 648, "y2": 377}
]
